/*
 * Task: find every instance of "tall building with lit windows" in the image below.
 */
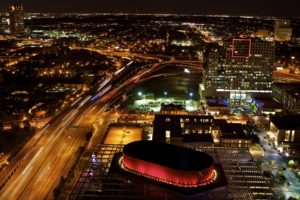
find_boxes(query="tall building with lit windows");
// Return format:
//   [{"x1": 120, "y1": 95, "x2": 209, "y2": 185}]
[
  {"x1": 274, "y1": 19, "x2": 292, "y2": 41},
  {"x1": 0, "y1": 14, "x2": 5, "y2": 35},
  {"x1": 204, "y1": 39, "x2": 275, "y2": 103},
  {"x1": 9, "y1": 4, "x2": 25, "y2": 36}
]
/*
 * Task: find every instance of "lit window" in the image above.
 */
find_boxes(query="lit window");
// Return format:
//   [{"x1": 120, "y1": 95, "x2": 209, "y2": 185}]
[
  {"x1": 285, "y1": 130, "x2": 290, "y2": 142},
  {"x1": 291, "y1": 130, "x2": 295, "y2": 142},
  {"x1": 166, "y1": 131, "x2": 171, "y2": 139},
  {"x1": 181, "y1": 123, "x2": 184, "y2": 128}
]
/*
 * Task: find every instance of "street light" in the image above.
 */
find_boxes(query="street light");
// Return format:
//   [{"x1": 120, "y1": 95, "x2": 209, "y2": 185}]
[
  {"x1": 189, "y1": 92, "x2": 193, "y2": 97},
  {"x1": 138, "y1": 92, "x2": 143, "y2": 96},
  {"x1": 164, "y1": 91, "x2": 168, "y2": 96},
  {"x1": 184, "y1": 68, "x2": 190, "y2": 74}
]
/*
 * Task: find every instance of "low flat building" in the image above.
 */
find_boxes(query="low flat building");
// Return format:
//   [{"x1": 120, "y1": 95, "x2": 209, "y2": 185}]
[
  {"x1": 153, "y1": 114, "x2": 214, "y2": 146},
  {"x1": 218, "y1": 123, "x2": 252, "y2": 148},
  {"x1": 254, "y1": 98, "x2": 283, "y2": 115},
  {"x1": 205, "y1": 97, "x2": 230, "y2": 115},
  {"x1": 270, "y1": 114, "x2": 300, "y2": 157},
  {"x1": 153, "y1": 114, "x2": 252, "y2": 148},
  {"x1": 160, "y1": 103, "x2": 187, "y2": 115}
]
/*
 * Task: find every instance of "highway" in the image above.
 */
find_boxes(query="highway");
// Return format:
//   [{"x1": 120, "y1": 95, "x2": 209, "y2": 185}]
[
  {"x1": 71, "y1": 46, "x2": 204, "y2": 68},
  {"x1": 273, "y1": 70, "x2": 300, "y2": 83},
  {"x1": 0, "y1": 51, "x2": 203, "y2": 199},
  {"x1": 0, "y1": 95, "x2": 108, "y2": 199}
]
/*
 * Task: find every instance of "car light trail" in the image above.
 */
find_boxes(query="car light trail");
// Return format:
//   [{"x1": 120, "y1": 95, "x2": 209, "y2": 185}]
[
  {"x1": 71, "y1": 97, "x2": 82, "y2": 106},
  {"x1": 79, "y1": 96, "x2": 91, "y2": 107},
  {"x1": 97, "y1": 77, "x2": 111, "y2": 91}
]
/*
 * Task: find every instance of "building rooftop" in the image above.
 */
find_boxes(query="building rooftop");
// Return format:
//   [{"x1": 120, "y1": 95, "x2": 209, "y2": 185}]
[
  {"x1": 182, "y1": 134, "x2": 214, "y2": 143},
  {"x1": 271, "y1": 114, "x2": 300, "y2": 130},
  {"x1": 123, "y1": 140, "x2": 214, "y2": 171},
  {"x1": 205, "y1": 97, "x2": 229, "y2": 108},
  {"x1": 153, "y1": 114, "x2": 214, "y2": 141},
  {"x1": 206, "y1": 101, "x2": 228, "y2": 108},
  {"x1": 254, "y1": 98, "x2": 283, "y2": 110},
  {"x1": 160, "y1": 103, "x2": 187, "y2": 115},
  {"x1": 161, "y1": 103, "x2": 185, "y2": 111},
  {"x1": 213, "y1": 119, "x2": 228, "y2": 124},
  {"x1": 219, "y1": 123, "x2": 248, "y2": 139}
]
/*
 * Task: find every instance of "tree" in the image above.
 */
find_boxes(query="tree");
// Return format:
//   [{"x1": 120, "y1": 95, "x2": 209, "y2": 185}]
[
  {"x1": 85, "y1": 131, "x2": 93, "y2": 141},
  {"x1": 256, "y1": 159, "x2": 263, "y2": 169},
  {"x1": 12, "y1": 123, "x2": 20, "y2": 132},
  {"x1": 23, "y1": 120, "x2": 31, "y2": 131}
]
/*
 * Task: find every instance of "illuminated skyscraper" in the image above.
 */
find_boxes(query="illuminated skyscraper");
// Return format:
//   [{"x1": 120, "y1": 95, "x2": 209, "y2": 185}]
[
  {"x1": 274, "y1": 19, "x2": 292, "y2": 41},
  {"x1": 204, "y1": 39, "x2": 275, "y2": 103},
  {"x1": 0, "y1": 11, "x2": 7, "y2": 35},
  {"x1": 0, "y1": 16, "x2": 5, "y2": 35},
  {"x1": 9, "y1": 4, "x2": 25, "y2": 36}
]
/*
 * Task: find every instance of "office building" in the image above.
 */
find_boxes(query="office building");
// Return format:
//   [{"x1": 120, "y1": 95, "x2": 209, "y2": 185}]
[
  {"x1": 274, "y1": 19, "x2": 292, "y2": 41},
  {"x1": 0, "y1": 15, "x2": 6, "y2": 35},
  {"x1": 9, "y1": 4, "x2": 25, "y2": 36},
  {"x1": 272, "y1": 83, "x2": 300, "y2": 113},
  {"x1": 204, "y1": 38, "x2": 275, "y2": 103},
  {"x1": 153, "y1": 114, "x2": 215, "y2": 145},
  {"x1": 152, "y1": 114, "x2": 252, "y2": 148}
]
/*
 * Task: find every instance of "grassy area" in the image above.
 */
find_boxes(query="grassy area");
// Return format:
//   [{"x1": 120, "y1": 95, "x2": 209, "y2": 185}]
[{"x1": 126, "y1": 97, "x2": 198, "y2": 113}]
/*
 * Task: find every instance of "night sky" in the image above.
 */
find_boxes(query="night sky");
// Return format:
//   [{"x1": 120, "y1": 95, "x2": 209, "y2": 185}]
[{"x1": 1, "y1": 0, "x2": 300, "y2": 16}]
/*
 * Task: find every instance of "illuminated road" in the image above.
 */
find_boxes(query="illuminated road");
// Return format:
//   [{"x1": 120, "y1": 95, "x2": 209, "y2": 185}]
[
  {"x1": 71, "y1": 46, "x2": 166, "y2": 62},
  {"x1": 273, "y1": 70, "x2": 300, "y2": 83},
  {"x1": 71, "y1": 46, "x2": 204, "y2": 68},
  {"x1": 0, "y1": 97, "x2": 107, "y2": 199}
]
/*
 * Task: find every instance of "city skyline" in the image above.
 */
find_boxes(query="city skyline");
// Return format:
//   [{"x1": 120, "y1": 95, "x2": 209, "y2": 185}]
[
  {"x1": 0, "y1": 0, "x2": 300, "y2": 16},
  {"x1": 1, "y1": 2, "x2": 300, "y2": 200}
]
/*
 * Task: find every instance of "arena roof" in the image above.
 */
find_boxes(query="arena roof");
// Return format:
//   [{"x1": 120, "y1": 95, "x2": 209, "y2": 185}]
[{"x1": 123, "y1": 140, "x2": 214, "y2": 171}]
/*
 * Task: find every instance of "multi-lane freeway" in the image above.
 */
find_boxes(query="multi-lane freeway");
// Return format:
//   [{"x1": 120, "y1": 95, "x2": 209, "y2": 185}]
[
  {"x1": 0, "y1": 95, "x2": 109, "y2": 199},
  {"x1": 273, "y1": 70, "x2": 300, "y2": 83}
]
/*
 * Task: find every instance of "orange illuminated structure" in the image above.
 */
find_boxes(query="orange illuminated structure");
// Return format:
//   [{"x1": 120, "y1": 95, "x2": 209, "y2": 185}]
[{"x1": 121, "y1": 141, "x2": 216, "y2": 188}]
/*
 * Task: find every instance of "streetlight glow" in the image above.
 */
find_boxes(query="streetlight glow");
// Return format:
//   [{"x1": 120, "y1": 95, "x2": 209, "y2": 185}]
[{"x1": 184, "y1": 68, "x2": 190, "y2": 73}]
